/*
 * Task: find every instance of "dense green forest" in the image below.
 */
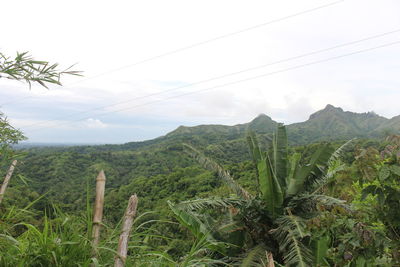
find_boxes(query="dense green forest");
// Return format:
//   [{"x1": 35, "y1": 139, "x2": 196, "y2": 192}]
[{"x1": 1, "y1": 103, "x2": 400, "y2": 266}]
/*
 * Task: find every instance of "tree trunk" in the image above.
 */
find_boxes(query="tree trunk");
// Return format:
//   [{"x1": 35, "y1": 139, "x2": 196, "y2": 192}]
[
  {"x1": 92, "y1": 170, "x2": 106, "y2": 250},
  {"x1": 114, "y1": 194, "x2": 138, "y2": 267},
  {"x1": 0, "y1": 160, "x2": 17, "y2": 205}
]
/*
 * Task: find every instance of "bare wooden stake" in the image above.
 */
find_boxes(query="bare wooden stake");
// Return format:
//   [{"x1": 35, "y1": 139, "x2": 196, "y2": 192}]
[
  {"x1": 114, "y1": 194, "x2": 138, "y2": 267},
  {"x1": 92, "y1": 170, "x2": 106, "y2": 249},
  {"x1": 0, "y1": 160, "x2": 18, "y2": 205}
]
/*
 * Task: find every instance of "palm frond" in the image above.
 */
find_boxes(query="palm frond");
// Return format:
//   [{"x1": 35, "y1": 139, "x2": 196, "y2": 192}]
[
  {"x1": 271, "y1": 215, "x2": 312, "y2": 267},
  {"x1": 309, "y1": 159, "x2": 346, "y2": 194},
  {"x1": 183, "y1": 143, "x2": 251, "y2": 200},
  {"x1": 306, "y1": 140, "x2": 355, "y2": 194},
  {"x1": 179, "y1": 234, "x2": 231, "y2": 266},
  {"x1": 289, "y1": 194, "x2": 350, "y2": 213},
  {"x1": 232, "y1": 245, "x2": 270, "y2": 267},
  {"x1": 286, "y1": 143, "x2": 334, "y2": 196},
  {"x1": 175, "y1": 197, "x2": 243, "y2": 212},
  {"x1": 328, "y1": 138, "x2": 356, "y2": 165},
  {"x1": 168, "y1": 201, "x2": 229, "y2": 255}
]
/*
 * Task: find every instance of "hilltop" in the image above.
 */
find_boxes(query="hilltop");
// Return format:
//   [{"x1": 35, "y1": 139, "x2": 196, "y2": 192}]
[{"x1": 22, "y1": 104, "x2": 396, "y2": 154}]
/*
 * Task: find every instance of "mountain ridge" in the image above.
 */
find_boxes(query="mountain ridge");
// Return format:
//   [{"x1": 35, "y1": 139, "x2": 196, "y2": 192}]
[
  {"x1": 162, "y1": 104, "x2": 397, "y2": 145},
  {"x1": 18, "y1": 105, "x2": 399, "y2": 152}
]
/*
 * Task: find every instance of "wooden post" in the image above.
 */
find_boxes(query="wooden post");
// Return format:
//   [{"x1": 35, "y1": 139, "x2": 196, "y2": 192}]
[
  {"x1": 92, "y1": 170, "x2": 106, "y2": 249},
  {"x1": 0, "y1": 160, "x2": 17, "y2": 205},
  {"x1": 266, "y1": 252, "x2": 275, "y2": 267},
  {"x1": 114, "y1": 194, "x2": 138, "y2": 267}
]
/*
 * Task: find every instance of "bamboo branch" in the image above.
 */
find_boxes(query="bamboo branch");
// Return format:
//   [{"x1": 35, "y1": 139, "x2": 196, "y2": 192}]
[
  {"x1": 115, "y1": 194, "x2": 138, "y2": 267},
  {"x1": 92, "y1": 170, "x2": 106, "y2": 250},
  {"x1": 0, "y1": 160, "x2": 17, "y2": 205}
]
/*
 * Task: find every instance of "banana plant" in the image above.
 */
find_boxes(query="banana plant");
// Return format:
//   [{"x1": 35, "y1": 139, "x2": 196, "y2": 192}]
[
  {"x1": 247, "y1": 124, "x2": 337, "y2": 214},
  {"x1": 171, "y1": 124, "x2": 351, "y2": 266}
]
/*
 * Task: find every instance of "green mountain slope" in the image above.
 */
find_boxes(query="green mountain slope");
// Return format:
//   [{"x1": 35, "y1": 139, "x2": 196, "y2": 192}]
[
  {"x1": 372, "y1": 115, "x2": 400, "y2": 136},
  {"x1": 21, "y1": 105, "x2": 398, "y2": 155},
  {"x1": 287, "y1": 104, "x2": 390, "y2": 144}
]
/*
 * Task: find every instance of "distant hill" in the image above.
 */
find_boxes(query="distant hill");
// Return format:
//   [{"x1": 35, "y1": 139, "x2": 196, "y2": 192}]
[
  {"x1": 287, "y1": 104, "x2": 392, "y2": 144},
  {"x1": 165, "y1": 113, "x2": 277, "y2": 141},
  {"x1": 159, "y1": 104, "x2": 398, "y2": 146},
  {"x1": 18, "y1": 104, "x2": 399, "y2": 154}
]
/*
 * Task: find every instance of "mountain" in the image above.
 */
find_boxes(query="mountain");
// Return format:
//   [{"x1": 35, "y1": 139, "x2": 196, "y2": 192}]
[
  {"x1": 19, "y1": 105, "x2": 399, "y2": 155},
  {"x1": 163, "y1": 104, "x2": 398, "y2": 145},
  {"x1": 372, "y1": 115, "x2": 400, "y2": 136},
  {"x1": 165, "y1": 114, "x2": 277, "y2": 140},
  {"x1": 287, "y1": 104, "x2": 391, "y2": 144}
]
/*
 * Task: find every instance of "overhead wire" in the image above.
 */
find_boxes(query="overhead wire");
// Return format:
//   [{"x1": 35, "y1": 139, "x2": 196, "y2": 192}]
[
  {"x1": 20, "y1": 28, "x2": 400, "y2": 130},
  {"x1": 26, "y1": 39, "x2": 400, "y2": 133},
  {"x1": 0, "y1": 0, "x2": 343, "y2": 107}
]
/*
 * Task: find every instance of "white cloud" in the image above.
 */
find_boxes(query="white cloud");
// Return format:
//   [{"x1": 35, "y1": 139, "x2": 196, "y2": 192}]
[
  {"x1": 1, "y1": 0, "x2": 400, "y2": 142},
  {"x1": 84, "y1": 118, "x2": 108, "y2": 129}
]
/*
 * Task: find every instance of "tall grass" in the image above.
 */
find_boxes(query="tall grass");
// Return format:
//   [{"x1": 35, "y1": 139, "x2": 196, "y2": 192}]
[{"x1": 0, "y1": 177, "x2": 232, "y2": 266}]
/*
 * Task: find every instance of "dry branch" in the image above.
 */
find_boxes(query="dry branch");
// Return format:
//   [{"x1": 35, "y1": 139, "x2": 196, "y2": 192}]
[
  {"x1": 0, "y1": 160, "x2": 17, "y2": 205},
  {"x1": 114, "y1": 194, "x2": 138, "y2": 267}
]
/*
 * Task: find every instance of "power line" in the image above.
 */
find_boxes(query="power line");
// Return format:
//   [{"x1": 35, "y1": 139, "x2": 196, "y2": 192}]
[
  {"x1": 67, "y1": 0, "x2": 343, "y2": 84},
  {"x1": 26, "y1": 39, "x2": 400, "y2": 133},
  {"x1": 20, "y1": 28, "x2": 400, "y2": 130},
  {"x1": 0, "y1": 0, "x2": 343, "y2": 107}
]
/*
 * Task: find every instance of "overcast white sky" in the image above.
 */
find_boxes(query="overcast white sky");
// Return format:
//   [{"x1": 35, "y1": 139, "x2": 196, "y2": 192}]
[{"x1": 1, "y1": 0, "x2": 400, "y2": 143}]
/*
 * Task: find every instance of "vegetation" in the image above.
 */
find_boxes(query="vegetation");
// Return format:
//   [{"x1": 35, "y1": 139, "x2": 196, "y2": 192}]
[
  {"x1": 169, "y1": 125, "x2": 351, "y2": 266},
  {"x1": 0, "y1": 51, "x2": 81, "y2": 88},
  {"x1": 1, "y1": 87, "x2": 400, "y2": 266}
]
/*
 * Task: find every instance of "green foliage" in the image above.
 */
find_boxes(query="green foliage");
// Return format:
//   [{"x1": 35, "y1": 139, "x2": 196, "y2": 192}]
[
  {"x1": 0, "y1": 113, "x2": 26, "y2": 146},
  {"x1": 247, "y1": 130, "x2": 283, "y2": 217},
  {"x1": 0, "y1": 112, "x2": 26, "y2": 167},
  {"x1": 177, "y1": 124, "x2": 351, "y2": 266},
  {"x1": 0, "y1": 51, "x2": 81, "y2": 88},
  {"x1": 3, "y1": 109, "x2": 400, "y2": 265},
  {"x1": 358, "y1": 136, "x2": 400, "y2": 264}
]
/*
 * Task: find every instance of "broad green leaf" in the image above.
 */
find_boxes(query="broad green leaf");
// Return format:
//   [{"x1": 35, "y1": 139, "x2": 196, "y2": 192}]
[
  {"x1": 287, "y1": 143, "x2": 333, "y2": 196},
  {"x1": 248, "y1": 130, "x2": 283, "y2": 216},
  {"x1": 256, "y1": 153, "x2": 283, "y2": 217},
  {"x1": 273, "y1": 124, "x2": 288, "y2": 190},
  {"x1": 390, "y1": 165, "x2": 400, "y2": 177},
  {"x1": 313, "y1": 235, "x2": 330, "y2": 266},
  {"x1": 379, "y1": 165, "x2": 390, "y2": 181}
]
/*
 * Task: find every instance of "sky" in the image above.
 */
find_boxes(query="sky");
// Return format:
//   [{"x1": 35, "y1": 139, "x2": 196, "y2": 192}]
[{"x1": 1, "y1": 0, "x2": 400, "y2": 144}]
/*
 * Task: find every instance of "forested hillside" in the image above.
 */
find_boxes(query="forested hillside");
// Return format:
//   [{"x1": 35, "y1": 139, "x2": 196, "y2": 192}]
[
  {"x1": 9, "y1": 105, "x2": 400, "y2": 226},
  {"x1": 2, "y1": 106, "x2": 400, "y2": 266},
  {"x1": 14, "y1": 104, "x2": 397, "y2": 214}
]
